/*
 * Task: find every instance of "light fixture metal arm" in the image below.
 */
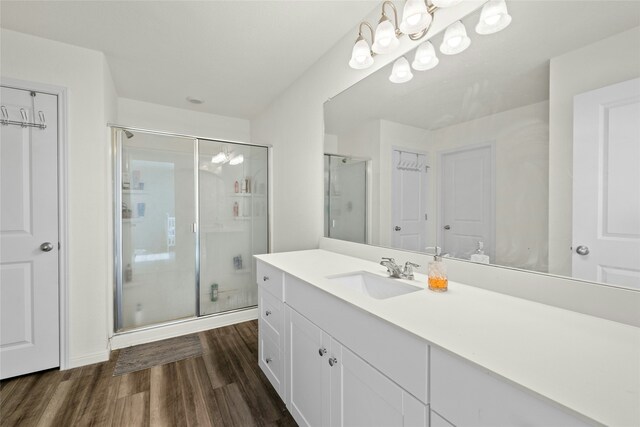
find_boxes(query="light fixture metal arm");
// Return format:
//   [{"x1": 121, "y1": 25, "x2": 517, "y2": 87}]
[
  {"x1": 381, "y1": 0, "x2": 401, "y2": 35},
  {"x1": 358, "y1": 21, "x2": 376, "y2": 45}
]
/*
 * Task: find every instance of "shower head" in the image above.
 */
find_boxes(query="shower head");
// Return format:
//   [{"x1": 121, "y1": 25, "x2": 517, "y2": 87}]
[{"x1": 123, "y1": 130, "x2": 134, "y2": 139}]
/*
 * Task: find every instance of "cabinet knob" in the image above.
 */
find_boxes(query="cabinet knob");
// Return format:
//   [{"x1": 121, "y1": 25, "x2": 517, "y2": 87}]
[
  {"x1": 266, "y1": 357, "x2": 272, "y2": 364},
  {"x1": 328, "y1": 357, "x2": 337, "y2": 367},
  {"x1": 263, "y1": 276, "x2": 269, "y2": 281},
  {"x1": 318, "y1": 347, "x2": 327, "y2": 357},
  {"x1": 265, "y1": 310, "x2": 272, "y2": 316}
]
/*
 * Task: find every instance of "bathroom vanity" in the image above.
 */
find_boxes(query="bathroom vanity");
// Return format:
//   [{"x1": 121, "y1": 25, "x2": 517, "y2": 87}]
[{"x1": 256, "y1": 250, "x2": 639, "y2": 427}]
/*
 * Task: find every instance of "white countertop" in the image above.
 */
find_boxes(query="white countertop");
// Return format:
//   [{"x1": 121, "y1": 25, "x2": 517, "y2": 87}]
[{"x1": 255, "y1": 249, "x2": 640, "y2": 427}]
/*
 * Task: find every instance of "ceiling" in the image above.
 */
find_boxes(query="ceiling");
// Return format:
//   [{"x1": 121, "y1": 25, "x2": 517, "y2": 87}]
[
  {"x1": 0, "y1": 0, "x2": 378, "y2": 119},
  {"x1": 325, "y1": 1, "x2": 640, "y2": 135}
]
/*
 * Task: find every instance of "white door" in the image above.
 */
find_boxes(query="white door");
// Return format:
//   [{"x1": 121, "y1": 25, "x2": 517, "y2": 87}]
[
  {"x1": 440, "y1": 145, "x2": 494, "y2": 260},
  {"x1": 328, "y1": 337, "x2": 427, "y2": 427},
  {"x1": 286, "y1": 307, "x2": 330, "y2": 427},
  {"x1": 0, "y1": 86, "x2": 59, "y2": 379},
  {"x1": 573, "y1": 78, "x2": 640, "y2": 289},
  {"x1": 391, "y1": 150, "x2": 428, "y2": 251}
]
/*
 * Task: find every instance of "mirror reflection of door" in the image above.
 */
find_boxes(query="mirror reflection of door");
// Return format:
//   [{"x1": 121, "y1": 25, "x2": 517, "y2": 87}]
[
  {"x1": 572, "y1": 78, "x2": 640, "y2": 289},
  {"x1": 391, "y1": 149, "x2": 428, "y2": 251},
  {"x1": 439, "y1": 144, "x2": 495, "y2": 260}
]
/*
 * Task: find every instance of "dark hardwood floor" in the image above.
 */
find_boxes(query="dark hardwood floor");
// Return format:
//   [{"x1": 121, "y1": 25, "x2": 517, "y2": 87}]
[{"x1": 0, "y1": 320, "x2": 296, "y2": 427}]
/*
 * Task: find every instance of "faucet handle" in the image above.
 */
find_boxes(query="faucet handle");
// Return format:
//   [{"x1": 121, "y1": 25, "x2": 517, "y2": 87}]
[
  {"x1": 405, "y1": 261, "x2": 420, "y2": 268},
  {"x1": 381, "y1": 257, "x2": 396, "y2": 263}
]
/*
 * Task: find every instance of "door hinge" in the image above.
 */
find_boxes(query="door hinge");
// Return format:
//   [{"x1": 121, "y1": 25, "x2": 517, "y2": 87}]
[
  {"x1": 58, "y1": 242, "x2": 61, "y2": 250},
  {"x1": 425, "y1": 214, "x2": 428, "y2": 220}
]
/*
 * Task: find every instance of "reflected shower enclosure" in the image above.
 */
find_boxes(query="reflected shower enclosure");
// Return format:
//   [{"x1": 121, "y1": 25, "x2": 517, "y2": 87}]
[
  {"x1": 112, "y1": 128, "x2": 269, "y2": 332},
  {"x1": 324, "y1": 154, "x2": 368, "y2": 244}
]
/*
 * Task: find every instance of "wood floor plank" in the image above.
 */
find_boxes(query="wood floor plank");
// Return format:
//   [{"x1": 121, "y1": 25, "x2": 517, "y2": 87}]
[
  {"x1": 1, "y1": 369, "x2": 63, "y2": 426},
  {"x1": 111, "y1": 391, "x2": 150, "y2": 427},
  {"x1": 117, "y1": 368, "x2": 150, "y2": 398},
  {"x1": 36, "y1": 379, "x2": 73, "y2": 427},
  {"x1": 149, "y1": 363, "x2": 186, "y2": 427},
  {"x1": 213, "y1": 382, "x2": 257, "y2": 427}
]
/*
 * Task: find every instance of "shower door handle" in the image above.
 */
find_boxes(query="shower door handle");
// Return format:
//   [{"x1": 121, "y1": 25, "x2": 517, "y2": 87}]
[{"x1": 191, "y1": 223, "x2": 197, "y2": 233}]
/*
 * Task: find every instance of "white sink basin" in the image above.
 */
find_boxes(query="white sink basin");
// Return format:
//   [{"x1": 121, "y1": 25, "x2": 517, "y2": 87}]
[{"x1": 327, "y1": 271, "x2": 422, "y2": 300}]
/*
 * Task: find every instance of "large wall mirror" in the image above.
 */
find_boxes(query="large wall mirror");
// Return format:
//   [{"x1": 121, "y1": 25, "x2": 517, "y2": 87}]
[{"x1": 323, "y1": 0, "x2": 640, "y2": 290}]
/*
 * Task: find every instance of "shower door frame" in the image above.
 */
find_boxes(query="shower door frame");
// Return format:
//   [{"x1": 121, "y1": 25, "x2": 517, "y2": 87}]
[{"x1": 110, "y1": 124, "x2": 271, "y2": 333}]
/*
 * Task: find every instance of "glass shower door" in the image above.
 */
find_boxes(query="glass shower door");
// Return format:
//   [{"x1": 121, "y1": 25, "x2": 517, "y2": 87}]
[
  {"x1": 325, "y1": 154, "x2": 367, "y2": 243},
  {"x1": 116, "y1": 129, "x2": 197, "y2": 330},
  {"x1": 198, "y1": 140, "x2": 268, "y2": 315}
]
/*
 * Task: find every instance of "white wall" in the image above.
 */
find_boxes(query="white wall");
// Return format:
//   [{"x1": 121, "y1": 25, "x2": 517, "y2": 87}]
[
  {"x1": 548, "y1": 26, "x2": 640, "y2": 276},
  {"x1": 117, "y1": 98, "x2": 250, "y2": 143},
  {"x1": 1, "y1": 29, "x2": 117, "y2": 367},
  {"x1": 251, "y1": 1, "x2": 487, "y2": 252}
]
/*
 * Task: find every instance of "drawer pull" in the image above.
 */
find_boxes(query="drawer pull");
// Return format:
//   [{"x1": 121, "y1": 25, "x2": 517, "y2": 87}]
[
  {"x1": 265, "y1": 310, "x2": 272, "y2": 316},
  {"x1": 263, "y1": 275, "x2": 269, "y2": 281},
  {"x1": 266, "y1": 357, "x2": 272, "y2": 364},
  {"x1": 318, "y1": 347, "x2": 327, "y2": 357},
  {"x1": 328, "y1": 357, "x2": 337, "y2": 367}
]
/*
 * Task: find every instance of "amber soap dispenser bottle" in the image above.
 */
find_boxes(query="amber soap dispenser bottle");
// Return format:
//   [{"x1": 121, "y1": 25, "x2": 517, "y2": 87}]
[{"x1": 428, "y1": 256, "x2": 448, "y2": 292}]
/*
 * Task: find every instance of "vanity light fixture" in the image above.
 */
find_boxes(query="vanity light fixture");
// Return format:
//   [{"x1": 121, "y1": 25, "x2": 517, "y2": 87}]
[
  {"x1": 389, "y1": 57, "x2": 414, "y2": 83},
  {"x1": 350, "y1": 0, "x2": 442, "y2": 70},
  {"x1": 351, "y1": 0, "x2": 513, "y2": 81},
  {"x1": 476, "y1": 0, "x2": 512, "y2": 35},
  {"x1": 349, "y1": 22, "x2": 375, "y2": 69},
  {"x1": 412, "y1": 41, "x2": 439, "y2": 71},
  {"x1": 440, "y1": 20, "x2": 471, "y2": 55},
  {"x1": 229, "y1": 154, "x2": 244, "y2": 166}
]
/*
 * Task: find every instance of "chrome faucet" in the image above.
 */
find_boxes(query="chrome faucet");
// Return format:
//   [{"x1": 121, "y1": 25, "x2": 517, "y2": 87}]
[{"x1": 380, "y1": 258, "x2": 420, "y2": 280}]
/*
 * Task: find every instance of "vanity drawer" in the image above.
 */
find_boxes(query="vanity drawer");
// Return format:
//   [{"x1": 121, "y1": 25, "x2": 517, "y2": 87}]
[
  {"x1": 260, "y1": 287, "x2": 284, "y2": 337},
  {"x1": 259, "y1": 319, "x2": 283, "y2": 398},
  {"x1": 257, "y1": 260, "x2": 284, "y2": 301}
]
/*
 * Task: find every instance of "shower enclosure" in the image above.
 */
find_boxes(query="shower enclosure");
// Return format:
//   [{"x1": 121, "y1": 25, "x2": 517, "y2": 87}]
[
  {"x1": 324, "y1": 154, "x2": 368, "y2": 244},
  {"x1": 112, "y1": 127, "x2": 268, "y2": 332}
]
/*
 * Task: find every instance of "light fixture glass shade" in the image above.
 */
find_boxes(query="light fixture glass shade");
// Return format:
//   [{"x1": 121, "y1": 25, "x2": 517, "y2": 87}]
[
  {"x1": 229, "y1": 154, "x2": 244, "y2": 165},
  {"x1": 389, "y1": 57, "x2": 414, "y2": 83},
  {"x1": 372, "y1": 17, "x2": 400, "y2": 54},
  {"x1": 430, "y1": 0, "x2": 463, "y2": 7},
  {"x1": 211, "y1": 152, "x2": 228, "y2": 164},
  {"x1": 412, "y1": 41, "x2": 439, "y2": 71},
  {"x1": 400, "y1": 0, "x2": 432, "y2": 35},
  {"x1": 476, "y1": 0, "x2": 512, "y2": 35},
  {"x1": 349, "y1": 38, "x2": 374, "y2": 69},
  {"x1": 440, "y1": 21, "x2": 471, "y2": 55}
]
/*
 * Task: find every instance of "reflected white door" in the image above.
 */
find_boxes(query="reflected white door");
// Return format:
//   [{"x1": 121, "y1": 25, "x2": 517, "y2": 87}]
[
  {"x1": 391, "y1": 150, "x2": 428, "y2": 251},
  {"x1": 573, "y1": 78, "x2": 640, "y2": 289},
  {"x1": 0, "y1": 86, "x2": 59, "y2": 379},
  {"x1": 440, "y1": 145, "x2": 494, "y2": 260}
]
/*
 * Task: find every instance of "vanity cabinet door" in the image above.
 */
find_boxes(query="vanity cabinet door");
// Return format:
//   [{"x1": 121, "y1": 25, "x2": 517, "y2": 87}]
[
  {"x1": 286, "y1": 306, "x2": 331, "y2": 427},
  {"x1": 329, "y1": 338, "x2": 428, "y2": 427}
]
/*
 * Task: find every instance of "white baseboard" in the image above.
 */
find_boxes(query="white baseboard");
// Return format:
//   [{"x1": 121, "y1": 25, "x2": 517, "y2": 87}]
[
  {"x1": 67, "y1": 350, "x2": 110, "y2": 369},
  {"x1": 110, "y1": 308, "x2": 258, "y2": 350}
]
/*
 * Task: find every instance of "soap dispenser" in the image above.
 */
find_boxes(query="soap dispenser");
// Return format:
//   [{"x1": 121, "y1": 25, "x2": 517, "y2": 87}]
[
  {"x1": 470, "y1": 241, "x2": 490, "y2": 264},
  {"x1": 428, "y1": 256, "x2": 448, "y2": 292}
]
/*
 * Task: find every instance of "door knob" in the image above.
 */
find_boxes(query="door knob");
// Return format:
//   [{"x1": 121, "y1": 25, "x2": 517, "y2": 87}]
[
  {"x1": 394, "y1": 226, "x2": 401, "y2": 231},
  {"x1": 443, "y1": 225, "x2": 451, "y2": 230},
  {"x1": 576, "y1": 245, "x2": 590, "y2": 256},
  {"x1": 40, "y1": 242, "x2": 54, "y2": 252}
]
